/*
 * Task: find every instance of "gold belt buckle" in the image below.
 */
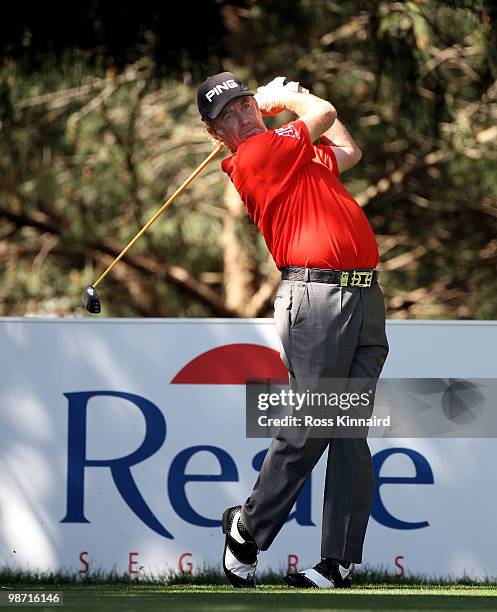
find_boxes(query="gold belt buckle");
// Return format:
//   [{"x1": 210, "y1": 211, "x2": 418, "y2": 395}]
[{"x1": 350, "y1": 270, "x2": 373, "y2": 287}]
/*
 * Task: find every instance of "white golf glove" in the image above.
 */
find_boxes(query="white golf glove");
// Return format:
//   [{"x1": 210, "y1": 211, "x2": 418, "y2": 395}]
[
  {"x1": 255, "y1": 76, "x2": 310, "y2": 116},
  {"x1": 261, "y1": 76, "x2": 309, "y2": 94}
]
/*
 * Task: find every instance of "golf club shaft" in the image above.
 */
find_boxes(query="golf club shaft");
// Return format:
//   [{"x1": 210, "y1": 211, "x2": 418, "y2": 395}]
[{"x1": 92, "y1": 144, "x2": 223, "y2": 289}]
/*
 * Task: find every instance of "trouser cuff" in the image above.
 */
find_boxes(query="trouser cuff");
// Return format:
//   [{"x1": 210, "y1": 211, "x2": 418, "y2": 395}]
[{"x1": 321, "y1": 548, "x2": 363, "y2": 564}]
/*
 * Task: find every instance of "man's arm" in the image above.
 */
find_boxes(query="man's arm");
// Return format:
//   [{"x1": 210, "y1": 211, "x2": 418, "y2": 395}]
[
  {"x1": 319, "y1": 119, "x2": 362, "y2": 174},
  {"x1": 255, "y1": 88, "x2": 337, "y2": 143}
]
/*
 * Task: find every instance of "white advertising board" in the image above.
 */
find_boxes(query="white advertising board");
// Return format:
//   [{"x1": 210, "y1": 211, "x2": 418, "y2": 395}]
[{"x1": 0, "y1": 318, "x2": 496, "y2": 579}]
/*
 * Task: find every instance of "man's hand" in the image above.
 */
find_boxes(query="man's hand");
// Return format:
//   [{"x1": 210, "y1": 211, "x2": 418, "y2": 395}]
[
  {"x1": 254, "y1": 86, "x2": 286, "y2": 116},
  {"x1": 255, "y1": 77, "x2": 336, "y2": 141},
  {"x1": 262, "y1": 76, "x2": 309, "y2": 94},
  {"x1": 255, "y1": 76, "x2": 309, "y2": 116}
]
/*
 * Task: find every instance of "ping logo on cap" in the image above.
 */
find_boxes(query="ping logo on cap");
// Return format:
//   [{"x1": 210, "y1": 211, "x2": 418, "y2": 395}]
[{"x1": 205, "y1": 79, "x2": 239, "y2": 102}]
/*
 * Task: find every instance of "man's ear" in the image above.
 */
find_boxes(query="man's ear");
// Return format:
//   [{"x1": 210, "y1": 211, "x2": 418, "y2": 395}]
[
  {"x1": 205, "y1": 123, "x2": 224, "y2": 149},
  {"x1": 204, "y1": 121, "x2": 219, "y2": 139},
  {"x1": 206, "y1": 123, "x2": 220, "y2": 140}
]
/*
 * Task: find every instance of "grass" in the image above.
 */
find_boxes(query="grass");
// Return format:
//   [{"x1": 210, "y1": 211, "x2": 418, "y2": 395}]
[
  {"x1": 3, "y1": 565, "x2": 497, "y2": 586},
  {"x1": 2, "y1": 568, "x2": 497, "y2": 611},
  {"x1": 1, "y1": 584, "x2": 497, "y2": 612}
]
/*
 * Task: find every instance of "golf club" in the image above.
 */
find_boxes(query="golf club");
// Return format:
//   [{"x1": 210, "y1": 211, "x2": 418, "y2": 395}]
[{"x1": 82, "y1": 144, "x2": 223, "y2": 314}]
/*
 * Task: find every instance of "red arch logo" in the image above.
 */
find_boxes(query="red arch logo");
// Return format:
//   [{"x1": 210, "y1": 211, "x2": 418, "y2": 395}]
[{"x1": 171, "y1": 343, "x2": 287, "y2": 384}]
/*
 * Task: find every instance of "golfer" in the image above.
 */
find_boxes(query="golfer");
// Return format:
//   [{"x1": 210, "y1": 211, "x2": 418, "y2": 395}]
[{"x1": 197, "y1": 72, "x2": 389, "y2": 589}]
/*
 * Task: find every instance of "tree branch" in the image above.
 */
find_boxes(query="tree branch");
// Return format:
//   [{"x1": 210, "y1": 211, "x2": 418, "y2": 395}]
[
  {"x1": 0, "y1": 205, "x2": 237, "y2": 317},
  {"x1": 355, "y1": 149, "x2": 448, "y2": 208},
  {"x1": 245, "y1": 258, "x2": 280, "y2": 318},
  {"x1": 378, "y1": 237, "x2": 440, "y2": 272}
]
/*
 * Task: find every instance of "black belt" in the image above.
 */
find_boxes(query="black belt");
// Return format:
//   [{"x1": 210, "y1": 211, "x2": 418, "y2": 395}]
[{"x1": 281, "y1": 267, "x2": 378, "y2": 287}]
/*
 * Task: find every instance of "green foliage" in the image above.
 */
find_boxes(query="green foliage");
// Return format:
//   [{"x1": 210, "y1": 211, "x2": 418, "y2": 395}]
[{"x1": 0, "y1": 0, "x2": 496, "y2": 318}]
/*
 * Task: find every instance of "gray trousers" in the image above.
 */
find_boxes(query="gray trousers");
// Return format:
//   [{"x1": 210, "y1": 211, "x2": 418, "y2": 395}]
[{"x1": 241, "y1": 278, "x2": 389, "y2": 563}]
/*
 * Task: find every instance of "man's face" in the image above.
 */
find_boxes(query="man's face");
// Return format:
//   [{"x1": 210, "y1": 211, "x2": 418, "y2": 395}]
[{"x1": 207, "y1": 97, "x2": 267, "y2": 151}]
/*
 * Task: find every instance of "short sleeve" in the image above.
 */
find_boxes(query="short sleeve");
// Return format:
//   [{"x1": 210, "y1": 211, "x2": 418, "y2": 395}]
[
  {"x1": 238, "y1": 119, "x2": 315, "y2": 191},
  {"x1": 314, "y1": 143, "x2": 340, "y2": 178}
]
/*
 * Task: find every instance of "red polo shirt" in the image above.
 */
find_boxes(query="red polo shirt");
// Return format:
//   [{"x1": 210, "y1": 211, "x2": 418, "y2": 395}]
[{"x1": 221, "y1": 120, "x2": 379, "y2": 270}]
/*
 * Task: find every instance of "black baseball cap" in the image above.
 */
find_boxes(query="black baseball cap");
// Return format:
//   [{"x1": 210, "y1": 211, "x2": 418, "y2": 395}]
[{"x1": 197, "y1": 72, "x2": 254, "y2": 121}]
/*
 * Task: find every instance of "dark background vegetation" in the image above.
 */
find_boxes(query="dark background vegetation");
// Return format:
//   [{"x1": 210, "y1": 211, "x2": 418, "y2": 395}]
[{"x1": 1, "y1": 0, "x2": 496, "y2": 318}]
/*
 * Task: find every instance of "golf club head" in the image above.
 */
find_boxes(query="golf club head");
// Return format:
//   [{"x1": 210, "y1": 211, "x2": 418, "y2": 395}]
[{"x1": 82, "y1": 285, "x2": 101, "y2": 314}]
